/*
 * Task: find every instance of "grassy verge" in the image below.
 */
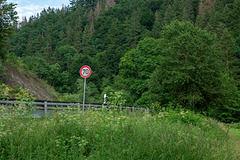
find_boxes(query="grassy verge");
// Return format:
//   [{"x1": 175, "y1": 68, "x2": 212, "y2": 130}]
[
  {"x1": 231, "y1": 128, "x2": 240, "y2": 139},
  {"x1": 230, "y1": 128, "x2": 240, "y2": 156},
  {"x1": 0, "y1": 107, "x2": 239, "y2": 159}
]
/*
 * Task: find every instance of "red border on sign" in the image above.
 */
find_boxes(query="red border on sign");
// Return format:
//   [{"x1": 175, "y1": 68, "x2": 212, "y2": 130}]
[{"x1": 80, "y1": 65, "x2": 91, "y2": 78}]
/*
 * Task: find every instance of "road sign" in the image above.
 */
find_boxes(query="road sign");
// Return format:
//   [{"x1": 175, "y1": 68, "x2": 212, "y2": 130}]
[
  {"x1": 80, "y1": 65, "x2": 91, "y2": 78},
  {"x1": 80, "y1": 65, "x2": 91, "y2": 114}
]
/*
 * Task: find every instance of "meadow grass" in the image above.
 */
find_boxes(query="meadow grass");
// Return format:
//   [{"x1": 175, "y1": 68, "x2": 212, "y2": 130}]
[
  {"x1": 229, "y1": 128, "x2": 240, "y2": 155},
  {"x1": 0, "y1": 106, "x2": 239, "y2": 159}
]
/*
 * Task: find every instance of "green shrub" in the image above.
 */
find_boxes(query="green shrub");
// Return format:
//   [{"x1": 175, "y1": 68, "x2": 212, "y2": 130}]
[{"x1": 0, "y1": 84, "x2": 10, "y2": 99}]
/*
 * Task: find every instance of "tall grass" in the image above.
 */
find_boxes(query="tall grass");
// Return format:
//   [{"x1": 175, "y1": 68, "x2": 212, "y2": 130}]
[{"x1": 0, "y1": 106, "x2": 239, "y2": 159}]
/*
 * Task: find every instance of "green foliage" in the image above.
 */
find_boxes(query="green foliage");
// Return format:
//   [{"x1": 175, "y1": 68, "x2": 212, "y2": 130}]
[
  {"x1": 216, "y1": 26, "x2": 239, "y2": 81},
  {"x1": 101, "y1": 86, "x2": 132, "y2": 106},
  {"x1": 0, "y1": 84, "x2": 35, "y2": 113},
  {"x1": 12, "y1": 86, "x2": 35, "y2": 102},
  {"x1": 117, "y1": 37, "x2": 162, "y2": 103},
  {"x1": 0, "y1": 84, "x2": 35, "y2": 102},
  {"x1": 107, "y1": 90, "x2": 127, "y2": 107},
  {"x1": 0, "y1": 110, "x2": 238, "y2": 159},
  {"x1": 0, "y1": 0, "x2": 17, "y2": 61},
  {"x1": 7, "y1": 0, "x2": 171, "y2": 95},
  {"x1": 58, "y1": 45, "x2": 78, "y2": 71},
  {"x1": 230, "y1": 122, "x2": 240, "y2": 129},
  {"x1": 0, "y1": 84, "x2": 11, "y2": 99},
  {"x1": 159, "y1": 109, "x2": 204, "y2": 125},
  {"x1": 149, "y1": 21, "x2": 238, "y2": 113},
  {"x1": 134, "y1": 91, "x2": 151, "y2": 107},
  {"x1": 5, "y1": 0, "x2": 240, "y2": 122},
  {"x1": 61, "y1": 78, "x2": 100, "y2": 103}
]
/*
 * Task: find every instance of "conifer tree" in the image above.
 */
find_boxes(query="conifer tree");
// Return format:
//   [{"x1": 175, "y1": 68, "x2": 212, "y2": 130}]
[
  {"x1": 20, "y1": 16, "x2": 27, "y2": 27},
  {"x1": 88, "y1": 8, "x2": 95, "y2": 36},
  {"x1": 94, "y1": 0, "x2": 102, "y2": 19},
  {"x1": 105, "y1": 0, "x2": 115, "y2": 10},
  {"x1": 106, "y1": 18, "x2": 120, "y2": 46},
  {"x1": 151, "y1": 10, "x2": 162, "y2": 39},
  {"x1": 216, "y1": 25, "x2": 239, "y2": 81},
  {"x1": 163, "y1": 5, "x2": 176, "y2": 25},
  {"x1": 0, "y1": 0, "x2": 17, "y2": 60},
  {"x1": 70, "y1": 0, "x2": 77, "y2": 9},
  {"x1": 32, "y1": 34, "x2": 44, "y2": 55},
  {"x1": 196, "y1": 0, "x2": 216, "y2": 28},
  {"x1": 45, "y1": 26, "x2": 53, "y2": 63},
  {"x1": 66, "y1": 24, "x2": 74, "y2": 46},
  {"x1": 82, "y1": 25, "x2": 91, "y2": 49},
  {"x1": 172, "y1": 0, "x2": 183, "y2": 20},
  {"x1": 25, "y1": 34, "x2": 32, "y2": 56},
  {"x1": 59, "y1": 31, "x2": 65, "y2": 42},
  {"x1": 52, "y1": 47, "x2": 61, "y2": 64},
  {"x1": 124, "y1": 10, "x2": 142, "y2": 48},
  {"x1": 73, "y1": 28, "x2": 83, "y2": 53},
  {"x1": 226, "y1": 0, "x2": 240, "y2": 38},
  {"x1": 181, "y1": 0, "x2": 194, "y2": 22}
]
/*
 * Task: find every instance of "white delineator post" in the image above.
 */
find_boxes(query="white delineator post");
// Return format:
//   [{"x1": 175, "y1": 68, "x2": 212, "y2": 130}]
[{"x1": 103, "y1": 94, "x2": 107, "y2": 105}]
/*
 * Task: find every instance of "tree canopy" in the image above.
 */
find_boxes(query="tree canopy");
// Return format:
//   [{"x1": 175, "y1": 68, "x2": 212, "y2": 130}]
[
  {"x1": 0, "y1": 0, "x2": 17, "y2": 60},
  {"x1": 6, "y1": 0, "x2": 240, "y2": 122},
  {"x1": 149, "y1": 21, "x2": 238, "y2": 113}
]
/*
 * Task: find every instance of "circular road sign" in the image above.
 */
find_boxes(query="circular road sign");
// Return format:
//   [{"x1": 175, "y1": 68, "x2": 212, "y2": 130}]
[{"x1": 80, "y1": 65, "x2": 91, "y2": 78}]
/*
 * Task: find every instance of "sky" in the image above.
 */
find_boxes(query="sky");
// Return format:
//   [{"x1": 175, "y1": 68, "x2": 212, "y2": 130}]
[{"x1": 7, "y1": 0, "x2": 70, "y2": 22}]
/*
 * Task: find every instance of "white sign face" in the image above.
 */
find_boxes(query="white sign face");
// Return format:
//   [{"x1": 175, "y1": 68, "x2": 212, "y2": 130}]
[
  {"x1": 80, "y1": 65, "x2": 91, "y2": 78},
  {"x1": 81, "y1": 68, "x2": 89, "y2": 75}
]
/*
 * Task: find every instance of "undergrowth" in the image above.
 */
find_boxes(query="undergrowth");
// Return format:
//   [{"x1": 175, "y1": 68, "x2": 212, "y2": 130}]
[{"x1": 0, "y1": 107, "x2": 239, "y2": 159}]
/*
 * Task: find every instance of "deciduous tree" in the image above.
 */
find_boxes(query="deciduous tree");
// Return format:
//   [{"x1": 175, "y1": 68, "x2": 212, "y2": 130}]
[{"x1": 149, "y1": 21, "x2": 238, "y2": 113}]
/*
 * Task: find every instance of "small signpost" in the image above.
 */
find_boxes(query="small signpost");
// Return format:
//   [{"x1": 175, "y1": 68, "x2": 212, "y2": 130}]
[{"x1": 80, "y1": 65, "x2": 91, "y2": 113}]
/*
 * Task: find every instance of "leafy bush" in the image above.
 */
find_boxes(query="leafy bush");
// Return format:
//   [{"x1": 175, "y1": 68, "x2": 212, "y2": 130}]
[
  {"x1": 0, "y1": 84, "x2": 35, "y2": 102},
  {"x1": 0, "y1": 84, "x2": 10, "y2": 99},
  {"x1": 101, "y1": 86, "x2": 133, "y2": 106},
  {"x1": 157, "y1": 109, "x2": 203, "y2": 125}
]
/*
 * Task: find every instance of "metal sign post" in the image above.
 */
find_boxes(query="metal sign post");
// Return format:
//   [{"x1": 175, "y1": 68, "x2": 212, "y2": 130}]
[
  {"x1": 80, "y1": 65, "x2": 91, "y2": 114},
  {"x1": 83, "y1": 77, "x2": 86, "y2": 113}
]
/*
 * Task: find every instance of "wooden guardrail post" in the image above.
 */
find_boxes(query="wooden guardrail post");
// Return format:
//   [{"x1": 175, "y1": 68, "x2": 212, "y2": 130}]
[{"x1": 44, "y1": 101, "x2": 47, "y2": 116}]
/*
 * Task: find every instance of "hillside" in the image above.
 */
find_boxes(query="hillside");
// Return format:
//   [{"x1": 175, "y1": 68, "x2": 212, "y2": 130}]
[
  {"x1": 0, "y1": 56, "x2": 58, "y2": 100},
  {"x1": 4, "y1": 0, "x2": 240, "y2": 122}
]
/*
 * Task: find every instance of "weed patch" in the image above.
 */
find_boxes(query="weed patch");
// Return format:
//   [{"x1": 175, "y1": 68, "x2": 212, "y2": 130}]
[{"x1": 0, "y1": 108, "x2": 238, "y2": 159}]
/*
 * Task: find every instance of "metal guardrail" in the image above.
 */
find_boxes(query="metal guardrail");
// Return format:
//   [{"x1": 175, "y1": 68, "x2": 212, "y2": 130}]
[{"x1": 0, "y1": 100, "x2": 149, "y2": 115}]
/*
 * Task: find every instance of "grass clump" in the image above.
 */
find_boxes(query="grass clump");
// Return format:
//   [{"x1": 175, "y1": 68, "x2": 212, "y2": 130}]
[{"x1": 0, "y1": 107, "x2": 239, "y2": 159}]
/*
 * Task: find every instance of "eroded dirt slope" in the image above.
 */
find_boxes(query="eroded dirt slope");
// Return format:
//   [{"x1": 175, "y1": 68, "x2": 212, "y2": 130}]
[{"x1": 3, "y1": 64, "x2": 58, "y2": 100}]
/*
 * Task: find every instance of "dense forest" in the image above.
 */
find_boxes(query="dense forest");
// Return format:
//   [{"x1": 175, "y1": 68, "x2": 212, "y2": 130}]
[{"x1": 1, "y1": 0, "x2": 240, "y2": 122}]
